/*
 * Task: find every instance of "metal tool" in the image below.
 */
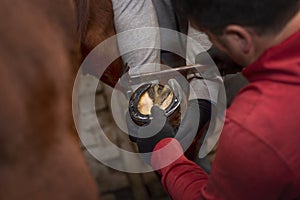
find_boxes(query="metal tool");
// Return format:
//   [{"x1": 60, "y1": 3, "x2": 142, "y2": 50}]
[
  {"x1": 129, "y1": 64, "x2": 210, "y2": 83},
  {"x1": 130, "y1": 64, "x2": 210, "y2": 81}
]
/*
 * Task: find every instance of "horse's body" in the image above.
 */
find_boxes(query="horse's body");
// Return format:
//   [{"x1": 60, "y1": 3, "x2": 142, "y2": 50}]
[{"x1": 0, "y1": 1, "x2": 99, "y2": 199}]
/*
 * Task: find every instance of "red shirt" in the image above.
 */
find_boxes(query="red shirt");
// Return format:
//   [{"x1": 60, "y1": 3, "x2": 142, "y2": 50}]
[{"x1": 152, "y1": 29, "x2": 300, "y2": 200}]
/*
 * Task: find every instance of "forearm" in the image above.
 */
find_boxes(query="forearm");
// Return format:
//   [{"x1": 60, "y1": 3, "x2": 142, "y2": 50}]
[
  {"x1": 152, "y1": 138, "x2": 209, "y2": 200},
  {"x1": 112, "y1": 0, "x2": 160, "y2": 75}
]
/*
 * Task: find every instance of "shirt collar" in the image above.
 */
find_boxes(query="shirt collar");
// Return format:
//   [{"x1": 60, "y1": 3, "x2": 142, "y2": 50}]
[{"x1": 243, "y1": 29, "x2": 300, "y2": 83}]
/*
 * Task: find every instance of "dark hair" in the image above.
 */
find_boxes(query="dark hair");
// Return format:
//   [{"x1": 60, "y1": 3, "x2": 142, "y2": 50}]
[{"x1": 172, "y1": 0, "x2": 300, "y2": 35}]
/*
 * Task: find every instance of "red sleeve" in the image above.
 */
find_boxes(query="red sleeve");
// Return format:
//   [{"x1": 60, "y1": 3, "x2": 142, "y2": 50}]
[
  {"x1": 151, "y1": 120, "x2": 291, "y2": 200},
  {"x1": 151, "y1": 138, "x2": 209, "y2": 200}
]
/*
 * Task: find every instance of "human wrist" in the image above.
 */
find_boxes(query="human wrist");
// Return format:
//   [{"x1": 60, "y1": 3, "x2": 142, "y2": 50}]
[{"x1": 151, "y1": 138, "x2": 184, "y2": 171}]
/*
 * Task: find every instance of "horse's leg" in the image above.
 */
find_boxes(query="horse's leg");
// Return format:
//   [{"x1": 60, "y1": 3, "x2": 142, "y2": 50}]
[
  {"x1": 0, "y1": 1, "x2": 98, "y2": 199},
  {"x1": 76, "y1": 0, "x2": 124, "y2": 88}
]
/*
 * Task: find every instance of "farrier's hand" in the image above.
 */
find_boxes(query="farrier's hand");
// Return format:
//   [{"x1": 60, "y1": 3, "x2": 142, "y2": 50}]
[
  {"x1": 126, "y1": 106, "x2": 175, "y2": 154},
  {"x1": 126, "y1": 100, "x2": 211, "y2": 164}
]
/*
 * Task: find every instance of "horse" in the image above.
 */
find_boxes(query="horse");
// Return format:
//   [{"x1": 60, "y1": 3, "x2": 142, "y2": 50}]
[{"x1": 0, "y1": 0, "x2": 99, "y2": 199}]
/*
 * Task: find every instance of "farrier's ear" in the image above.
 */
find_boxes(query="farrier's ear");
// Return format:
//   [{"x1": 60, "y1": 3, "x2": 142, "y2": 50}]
[{"x1": 221, "y1": 25, "x2": 253, "y2": 54}]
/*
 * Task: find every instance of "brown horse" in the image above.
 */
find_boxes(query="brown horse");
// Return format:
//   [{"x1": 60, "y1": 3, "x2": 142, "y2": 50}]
[{"x1": 0, "y1": 0, "x2": 99, "y2": 199}]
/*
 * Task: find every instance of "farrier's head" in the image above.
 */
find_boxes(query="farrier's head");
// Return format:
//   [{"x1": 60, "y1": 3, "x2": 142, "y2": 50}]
[{"x1": 173, "y1": 0, "x2": 300, "y2": 66}]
